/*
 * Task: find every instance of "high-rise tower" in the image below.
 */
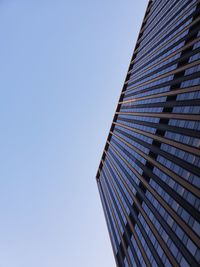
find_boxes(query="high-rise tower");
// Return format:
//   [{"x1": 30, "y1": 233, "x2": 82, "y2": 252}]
[{"x1": 96, "y1": 1, "x2": 200, "y2": 266}]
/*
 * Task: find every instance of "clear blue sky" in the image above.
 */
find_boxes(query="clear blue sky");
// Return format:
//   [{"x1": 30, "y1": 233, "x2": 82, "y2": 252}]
[{"x1": 0, "y1": 1, "x2": 148, "y2": 266}]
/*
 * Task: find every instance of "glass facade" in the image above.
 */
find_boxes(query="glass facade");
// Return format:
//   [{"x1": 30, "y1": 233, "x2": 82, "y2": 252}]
[{"x1": 96, "y1": 0, "x2": 200, "y2": 266}]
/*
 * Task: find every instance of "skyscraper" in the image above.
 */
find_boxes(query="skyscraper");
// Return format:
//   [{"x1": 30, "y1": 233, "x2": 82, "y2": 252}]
[{"x1": 96, "y1": 0, "x2": 200, "y2": 266}]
